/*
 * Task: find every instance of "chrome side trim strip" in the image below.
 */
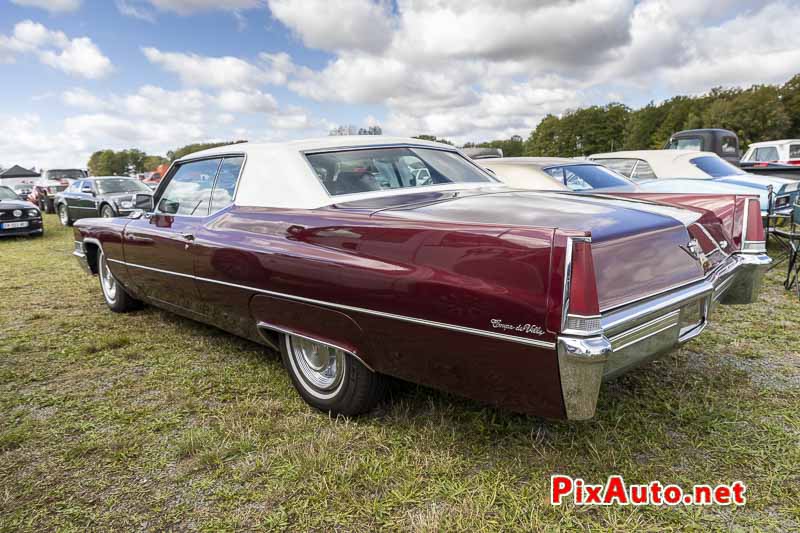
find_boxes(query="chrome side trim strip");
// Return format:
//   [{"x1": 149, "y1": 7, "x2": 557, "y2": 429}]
[
  {"x1": 256, "y1": 321, "x2": 375, "y2": 372},
  {"x1": 108, "y1": 258, "x2": 557, "y2": 350}
]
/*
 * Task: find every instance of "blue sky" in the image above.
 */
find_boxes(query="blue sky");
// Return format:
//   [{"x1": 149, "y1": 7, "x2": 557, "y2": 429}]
[{"x1": 1, "y1": 0, "x2": 799, "y2": 168}]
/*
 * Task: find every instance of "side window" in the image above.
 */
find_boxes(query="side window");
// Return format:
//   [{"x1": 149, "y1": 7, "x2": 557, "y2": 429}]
[
  {"x1": 630, "y1": 161, "x2": 657, "y2": 181},
  {"x1": 210, "y1": 156, "x2": 244, "y2": 213},
  {"x1": 562, "y1": 168, "x2": 592, "y2": 191},
  {"x1": 157, "y1": 158, "x2": 222, "y2": 216},
  {"x1": 789, "y1": 144, "x2": 800, "y2": 159},
  {"x1": 544, "y1": 167, "x2": 565, "y2": 183},
  {"x1": 69, "y1": 181, "x2": 83, "y2": 192}
]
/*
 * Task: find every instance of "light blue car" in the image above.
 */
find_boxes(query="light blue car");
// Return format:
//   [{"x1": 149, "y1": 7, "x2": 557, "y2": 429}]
[{"x1": 589, "y1": 150, "x2": 799, "y2": 215}]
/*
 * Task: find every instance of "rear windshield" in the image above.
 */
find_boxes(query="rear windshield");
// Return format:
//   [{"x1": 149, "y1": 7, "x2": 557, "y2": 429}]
[
  {"x1": 690, "y1": 156, "x2": 746, "y2": 177},
  {"x1": 44, "y1": 169, "x2": 85, "y2": 180},
  {"x1": 306, "y1": 147, "x2": 494, "y2": 196},
  {"x1": 666, "y1": 137, "x2": 703, "y2": 151},
  {"x1": 545, "y1": 164, "x2": 635, "y2": 191},
  {"x1": 592, "y1": 158, "x2": 637, "y2": 177},
  {"x1": 95, "y1": 178, "x2": 151, "y2": 195}
]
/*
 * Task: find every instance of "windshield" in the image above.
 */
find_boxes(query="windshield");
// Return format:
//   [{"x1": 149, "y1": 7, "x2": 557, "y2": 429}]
[
  {"x1": 690, "y1": 156, "x2": 746, "y2": 177},
  {"x1": 96, "y1": 178, "x2": 151, "y2": 195},
  {"x1": 305, "y1": 147, "x2": 495, "y2": 196},
  {"x1": 0, "y1": 186, "x2": 18, "y2": 200},
  {"x1": 545, "y1": 164, "x2": 636, "y2": 191},
  {"x1": 44, "y1": 169, "x2": 85, "y2": 181}
]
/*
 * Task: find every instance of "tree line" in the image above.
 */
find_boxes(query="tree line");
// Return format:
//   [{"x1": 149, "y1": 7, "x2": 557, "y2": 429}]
[
  {"x1": 522, "y1": 73, "x2": 800, "y2": 157},
  {"x1": 87, "y1": 141, "x2": 245, "y2": 176},
  {"x1": 86, "y1": 73, "x2": 800, "y2": 175}
]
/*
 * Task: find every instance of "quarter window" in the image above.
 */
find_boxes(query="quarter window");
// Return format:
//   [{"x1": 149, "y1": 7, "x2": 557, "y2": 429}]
[
  {"x1": 210, "y1": 156, "x2": 244, "y2": 213},
  {"x1": 630, "y1": 161, "x2": 657, "y2": 181},
  {"x1": 157, "y1": 158, "x2": 222, "y2": 216},
  {"x1": 789, "y1": 144, "x2": 800, "y2": 159}
]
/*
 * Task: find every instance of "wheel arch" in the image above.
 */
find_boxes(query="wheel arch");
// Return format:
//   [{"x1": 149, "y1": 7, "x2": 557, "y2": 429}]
[{"x1": 82, "y1": 237, "x2": 102, "y2": 275}]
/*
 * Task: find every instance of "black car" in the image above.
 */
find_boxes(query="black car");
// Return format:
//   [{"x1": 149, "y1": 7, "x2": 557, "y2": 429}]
[
  {"x1": 0, "y1": 185, "x2": 43, "y2": 237},
  {"x1": 54, "y1": 176, "x2": 153, "y2": 226}
]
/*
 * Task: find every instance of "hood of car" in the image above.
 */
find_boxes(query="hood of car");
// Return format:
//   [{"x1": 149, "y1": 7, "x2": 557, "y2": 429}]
[{"x1": 0, "y1": 199, "x2": 37, "y2": 209}]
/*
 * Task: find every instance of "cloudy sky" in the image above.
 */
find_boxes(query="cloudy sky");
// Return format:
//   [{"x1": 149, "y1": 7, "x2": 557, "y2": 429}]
[{"x1": 1, "y1": 0, "x2": 799, "y2": 168}]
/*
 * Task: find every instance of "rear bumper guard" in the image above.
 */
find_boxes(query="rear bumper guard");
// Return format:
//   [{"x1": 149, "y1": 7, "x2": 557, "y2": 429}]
[{"x1": 558, "y1": 252, "x2": 771, "y2": 420}]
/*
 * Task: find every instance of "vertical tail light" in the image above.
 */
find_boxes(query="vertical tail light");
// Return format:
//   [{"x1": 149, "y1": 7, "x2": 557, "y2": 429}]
[
  {"x1": 741, "y1": 197, "x2": 766, "y2": 253},
  {"x1": 564, "y1": 238, "x2": 602, "y2": 334}
]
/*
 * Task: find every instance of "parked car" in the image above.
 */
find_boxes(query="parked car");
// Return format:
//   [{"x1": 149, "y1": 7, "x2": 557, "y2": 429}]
[
  {"x1": 482, "y1": 158, "x2": 775, "y2": 205},
  {"x1": 54, "y1": 176, "x2": 153, "y2": 226},
  {"x1": 739, "y1": 139, "x2": 800, "y2": 180},
  {"x1": 0, "y1": 185, "x2": 43, "y2": 237},
  {"x1": 28, "y1": 168, "x2": 86, "y2": 213},
  {"x1": 72, "y1": 137, "x2": 770, "y2": 420},
  {"x1": 664, "y1": 128, "x2": 741, "y2": 165},
  {"x1": 13, "y1": 184, "x2": 32, "y2": 201},
  {"x1": 589, "y1": 150, "x2": 800, "y2": 215}
]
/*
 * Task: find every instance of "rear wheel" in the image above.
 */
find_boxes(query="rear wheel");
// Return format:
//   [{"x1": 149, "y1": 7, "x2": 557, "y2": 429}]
[
  {"x1": 280, "y1": 334, "x2": 387, "y2": 416},
  {"x1": 98, "y1": 248, "x2": 139, "y2": 312},
  {"x1": 57, "y1": 203, "x2": 72, "y2": 226}
]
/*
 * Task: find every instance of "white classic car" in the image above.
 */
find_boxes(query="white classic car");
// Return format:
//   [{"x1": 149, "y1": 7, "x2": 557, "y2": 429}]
[{"x1": 588, "y1": 150, "x2": 799, "y2": 215}]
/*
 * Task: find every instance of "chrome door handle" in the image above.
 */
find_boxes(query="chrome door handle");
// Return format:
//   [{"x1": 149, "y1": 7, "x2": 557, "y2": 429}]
[{"x1": 181, "y1": 233, "x2": 195, "y2": 241}]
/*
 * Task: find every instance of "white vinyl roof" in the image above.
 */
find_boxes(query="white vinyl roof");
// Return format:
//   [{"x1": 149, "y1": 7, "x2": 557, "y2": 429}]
[
  {"x1": 589, "y1": 149, "x2": 719, "y2": 179},
  {"x1": 747, "y1": 139, "x2": 800, "y2": 147},
  {"x1": 179, "y1": 136, "x2": 498, "y2": 209}
]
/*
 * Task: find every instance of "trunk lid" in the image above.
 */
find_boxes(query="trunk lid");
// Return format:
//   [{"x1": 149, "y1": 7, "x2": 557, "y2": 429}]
[{"x1": 345, "y1": 189, "x2": 706, "y2": 311}]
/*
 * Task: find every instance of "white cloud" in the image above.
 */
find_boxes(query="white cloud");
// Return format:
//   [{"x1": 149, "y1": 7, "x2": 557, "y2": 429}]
[
  {"x1": 268, "y1": 0, "x2": 394, "y2": 53},
  {"x1": 0, "y1": 20, "x2": 112, "y2": 79},
  {"x1": 115, "y1": 0, "x2": 156, "y2": 22},
  {"x1": 145, "y1": 0, "x2": 261, "y2": 14},
  {"x1": 62, "y1": 88, "x2": 107, "y2": 110},
  {"x1": 216, "y1": 89, "x2": 278, "y2": 113},
  {"x1": 10, "y1": 0, "x2": 81, "y2": 13},
  {"x1": 142, "y1": 47, "x2": 286, "y2": 88}
]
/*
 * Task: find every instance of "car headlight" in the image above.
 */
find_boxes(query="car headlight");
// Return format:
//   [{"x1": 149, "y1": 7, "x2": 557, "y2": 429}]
[
  {"x1": 28, "y1": 209, "x2": 39, "y2": 217},
  {"x1": 118, "y1": 200, "x2": 134, "y2": 209}
]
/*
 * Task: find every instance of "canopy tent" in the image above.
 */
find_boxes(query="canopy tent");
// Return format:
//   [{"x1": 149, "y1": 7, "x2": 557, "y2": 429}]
[{"x1": 0, "y1": 165, "x2": 40, "y2": 179}]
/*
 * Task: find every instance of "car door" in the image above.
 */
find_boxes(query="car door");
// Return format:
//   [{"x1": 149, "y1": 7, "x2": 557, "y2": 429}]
[
  {"x1": 73, "y1": 180, "x2": 99, "y2": 220},
  {"x1": 122, "y1": 157, "x2": 222, "y2": 316},
  {"x1": 62, "y1": 180, "x2": 82, "y2": 218}
]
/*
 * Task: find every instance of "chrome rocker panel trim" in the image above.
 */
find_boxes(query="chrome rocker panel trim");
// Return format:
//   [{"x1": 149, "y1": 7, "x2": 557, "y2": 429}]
[{"x1": 557, "y1": 251, "x2": 771, "y2": 420}]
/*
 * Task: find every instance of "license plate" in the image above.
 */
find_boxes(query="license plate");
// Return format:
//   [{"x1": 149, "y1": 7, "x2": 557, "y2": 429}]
[{"x1": 2, "y1": 221, "x2": 29, "y2": 229}]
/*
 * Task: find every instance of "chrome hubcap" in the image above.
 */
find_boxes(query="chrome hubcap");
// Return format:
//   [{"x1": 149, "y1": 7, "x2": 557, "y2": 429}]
[
  {"x1": 99, "y1": 253, "x2": 117, "y2": 302},
  {"x1": 59, "y1": 206, "x2": 67, "y2": 224},
  {"x1": 289, "y1": 336, "x2": 345, "y2": 393},
  {"x1": 102, "y1": 208, "x2": 113, "y2": 218}
]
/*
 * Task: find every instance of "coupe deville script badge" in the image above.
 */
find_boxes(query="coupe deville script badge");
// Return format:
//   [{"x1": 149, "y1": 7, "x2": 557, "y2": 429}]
[{"x1": 491, "y1": 319, "x2": 545, "y2": 336}]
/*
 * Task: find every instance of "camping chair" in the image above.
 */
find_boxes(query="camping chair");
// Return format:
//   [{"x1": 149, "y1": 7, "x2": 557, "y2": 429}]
[{"x1": 773, "y1": 198, "x2": 800, "y2": 297}]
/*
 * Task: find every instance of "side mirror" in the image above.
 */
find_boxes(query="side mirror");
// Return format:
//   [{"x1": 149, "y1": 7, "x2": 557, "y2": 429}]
[
  {"x1": 135, "y1": 193, "x2": 154, "y2": 211},
  {"x1": 81, "y1": 186, "x2": 94, "y2": 195}
]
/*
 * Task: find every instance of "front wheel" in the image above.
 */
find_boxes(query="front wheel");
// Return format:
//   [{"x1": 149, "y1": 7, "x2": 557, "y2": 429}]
[
  {"x1": 57, "y1": 204, "x2": 73, "y2": 226},
  {"x1": 98, "y1": 249, "x2": 140, "y2": 312},
  {"x1": 281, "y1": 334, "x2": 387, "y2": 417},
  {"x1": 101, "y1": 205, "x2": 115, "y2": 218}
]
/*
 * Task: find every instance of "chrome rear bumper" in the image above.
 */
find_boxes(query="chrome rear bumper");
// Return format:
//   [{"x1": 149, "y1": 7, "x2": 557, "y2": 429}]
[{"x1": 558, "y1": 252, "x2": 771, "y2": 420}]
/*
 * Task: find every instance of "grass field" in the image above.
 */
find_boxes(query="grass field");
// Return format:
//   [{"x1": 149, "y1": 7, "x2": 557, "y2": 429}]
[{"x1": 1, "y1": 215, "x2": 798, "y2": 531}]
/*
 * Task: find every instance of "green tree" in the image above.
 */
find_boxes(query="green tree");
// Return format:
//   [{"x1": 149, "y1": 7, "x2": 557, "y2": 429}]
[{"x1": 782, "y1": 74, "x2": 800, "y2": 137}]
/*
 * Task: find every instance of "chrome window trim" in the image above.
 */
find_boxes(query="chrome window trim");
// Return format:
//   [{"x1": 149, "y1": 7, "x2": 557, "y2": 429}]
[
  {"x1": 301, "y1": 144, "x2": 499, "y2": 200},
  {"x1": 153, "y1": 153, "x2": 247, "y2": 218},
  {"x1": 106, "y1": 257, "x2": 557, "y2": 350}
]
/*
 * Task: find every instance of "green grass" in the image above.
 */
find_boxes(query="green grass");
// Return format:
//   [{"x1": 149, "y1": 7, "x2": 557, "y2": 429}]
[{"x1": 1, "y1": 216, "x2": 798, "y2": 531}]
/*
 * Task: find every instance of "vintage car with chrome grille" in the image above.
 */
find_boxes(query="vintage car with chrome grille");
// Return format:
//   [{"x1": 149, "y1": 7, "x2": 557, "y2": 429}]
[
  {"x1": 0, "y1": 185, "x2": 43, "y2": 237},
  {"x1": 71, "y1": 137, "x2": 771, "y2": 420}
]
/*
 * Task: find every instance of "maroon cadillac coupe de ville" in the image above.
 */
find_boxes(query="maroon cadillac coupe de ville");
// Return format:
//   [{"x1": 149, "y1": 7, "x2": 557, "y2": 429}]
[{"x1": 72, "y1": 137, "x2": 771, "y2": 419}]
